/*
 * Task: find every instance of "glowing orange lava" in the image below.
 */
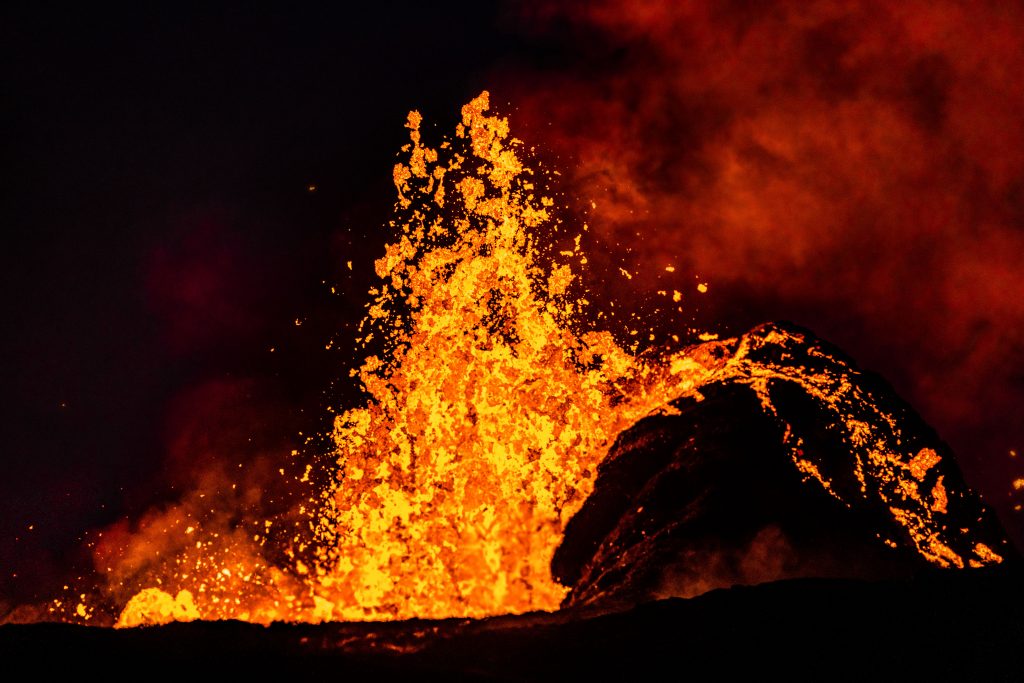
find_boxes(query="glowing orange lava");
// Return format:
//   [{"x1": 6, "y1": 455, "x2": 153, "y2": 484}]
[
  {"x1": 304, "y1": 93, "x2": 720, "y2": 621},
  {"x1": 84, "y1": 93, "x2": 1000, "y2": 628}
]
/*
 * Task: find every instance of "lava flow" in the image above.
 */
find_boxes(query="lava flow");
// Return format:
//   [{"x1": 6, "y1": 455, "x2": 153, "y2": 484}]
[{"x1": 47, "y1": 92, "x2": 1001, "y2": 628}]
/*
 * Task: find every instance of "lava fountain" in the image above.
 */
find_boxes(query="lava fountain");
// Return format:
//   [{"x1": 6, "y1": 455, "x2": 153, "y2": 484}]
[
  {"x1": 106, "y1": 92, "x2": 719, "y2": 626},
  {"x1": 305, "y1": 93, "x2": 725, "y2": 621}
]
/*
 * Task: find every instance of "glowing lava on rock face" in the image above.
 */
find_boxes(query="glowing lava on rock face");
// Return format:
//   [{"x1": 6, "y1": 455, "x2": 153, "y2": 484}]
[{"x1": 96, "y1": 93, "x2": 1000, "y2": 628}]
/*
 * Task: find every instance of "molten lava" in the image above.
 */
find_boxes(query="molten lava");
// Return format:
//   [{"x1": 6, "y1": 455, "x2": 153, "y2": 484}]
[
  {"x1": 306, "y1": 93, "x2": 719, "y2": 621},
  {"x1": 111, "y1": 92, "x2": 716, "y2": 626},
  {"x1": 69, "y1": 93, "x2": 1001, "y2": 628}
]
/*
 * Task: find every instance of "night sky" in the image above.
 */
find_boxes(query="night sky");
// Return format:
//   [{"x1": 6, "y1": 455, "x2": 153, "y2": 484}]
[{"x1": 3, "y1": 1, "x2": 1023, "y2": 606}]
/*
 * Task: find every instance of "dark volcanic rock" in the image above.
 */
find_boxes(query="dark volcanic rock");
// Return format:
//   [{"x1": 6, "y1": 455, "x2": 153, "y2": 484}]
[
  {"x1": 2, "y1": 571, "x2": 1022, "y2": 678},
  {"x1": 554, "y1": 321, "x2": 1019, "y2": 609}
]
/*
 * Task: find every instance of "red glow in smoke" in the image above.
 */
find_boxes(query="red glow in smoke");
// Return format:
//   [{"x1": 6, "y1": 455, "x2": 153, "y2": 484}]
[{"x1": 502, "y1": 0, "x2": 1024, "y2": 500}]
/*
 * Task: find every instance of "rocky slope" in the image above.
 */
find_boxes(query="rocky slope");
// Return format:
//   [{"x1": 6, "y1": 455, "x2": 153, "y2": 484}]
[{"x1": 554, "y1": 321, "x2": 1017, "y2": 608}]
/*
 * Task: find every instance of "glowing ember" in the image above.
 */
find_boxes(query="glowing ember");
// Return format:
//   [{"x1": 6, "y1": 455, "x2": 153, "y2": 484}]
[{"x1": 59, "y1": 93, "x2": 1000, "y2": 627}]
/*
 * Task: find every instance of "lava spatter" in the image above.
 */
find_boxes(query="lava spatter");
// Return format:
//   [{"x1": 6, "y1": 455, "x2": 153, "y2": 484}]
[{"x1": 306, "y1": 93, "x2": 719, "y2": 621}]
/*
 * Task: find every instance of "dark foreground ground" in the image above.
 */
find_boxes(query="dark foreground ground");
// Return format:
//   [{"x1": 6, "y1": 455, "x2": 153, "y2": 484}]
[
  {"x1": 5, "y1": 324, "x2": 1021, "y2": 679},
  {"x1": 2, "y1": 569, "x2": 1022, "y2": 680}
]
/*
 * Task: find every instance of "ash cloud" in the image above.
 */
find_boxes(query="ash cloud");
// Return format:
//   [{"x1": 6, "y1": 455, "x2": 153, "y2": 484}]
[{"x1": 503, "y1": 0, "x2": 1024, "y2": 502}]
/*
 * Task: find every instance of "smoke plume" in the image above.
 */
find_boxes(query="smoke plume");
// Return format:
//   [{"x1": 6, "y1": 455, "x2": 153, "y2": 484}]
[{"x1": 501, "y1": 0, "x2": 1024, "y2": 505}]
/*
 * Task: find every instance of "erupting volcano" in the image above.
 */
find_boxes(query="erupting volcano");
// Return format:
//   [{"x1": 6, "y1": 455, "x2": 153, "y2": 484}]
[
  {"x1": 6, "y1": 3, "x2": 1024, "y2": 674},
  {"x1": 12, "y1": 94, "x2": 1009, "y2": 635},
  {"x1": 3, "y1": 94, "x2": 1022, "y2": 678}
]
